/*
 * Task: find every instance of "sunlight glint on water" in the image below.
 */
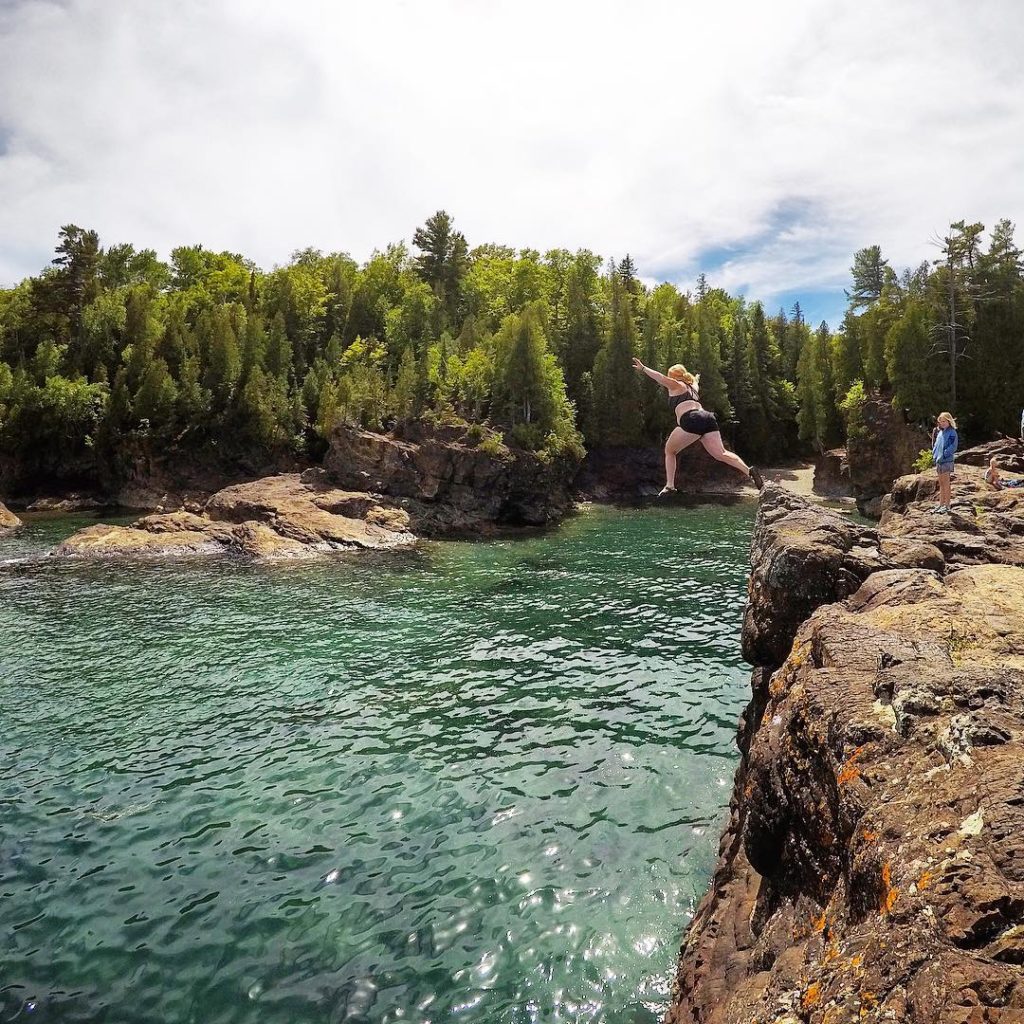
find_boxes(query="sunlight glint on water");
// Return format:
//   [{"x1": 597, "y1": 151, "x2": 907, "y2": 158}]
[{"x1": 0, "y1": 501, "x2": 753, "y2": 1024}]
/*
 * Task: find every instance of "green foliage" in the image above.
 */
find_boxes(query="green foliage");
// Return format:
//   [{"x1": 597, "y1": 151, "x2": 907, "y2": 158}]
[
  {"x1": 7, "y1": 216, "x2": 1021, "y2": 491},
  {"x1": 913, "y1": 448, "x2": 935, "y2": 473},
  {"x1": 838, "y1": 380, "x2": 867, "y2": 439},
  {"x1": 477, "y1": 431, "x2": 509, "y2": 458},
  {"x1": 593, "y1": 276, "x2": 642, "y2": 446},
  {"x1": 885, "y1": 300, "x2": 940, "y2": 422}
]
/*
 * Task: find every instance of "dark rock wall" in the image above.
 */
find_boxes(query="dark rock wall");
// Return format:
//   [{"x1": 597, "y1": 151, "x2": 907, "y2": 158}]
[
  {"x1": 324, "y1": 423, "x2": 581, "y2": 532},
  {"x1": 576, "y1": 445, "x2": 747, "y2": 501},
  {"x1": 812, "y1": 448, "x2": 851, "y2": 498},
  {"x1": 847, "y1": 396, "x2": 929, "y2": 517}
]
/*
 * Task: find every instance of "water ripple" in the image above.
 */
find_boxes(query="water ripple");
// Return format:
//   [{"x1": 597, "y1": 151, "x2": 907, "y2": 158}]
[{"x1": 0, "y1": 501, "x2": 754, "y2": 1024}]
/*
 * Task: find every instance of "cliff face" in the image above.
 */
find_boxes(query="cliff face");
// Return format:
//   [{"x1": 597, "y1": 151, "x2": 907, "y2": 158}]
[
  {"x1": 324, "y1": 422, "x2": 581, "y2": 532},
  {"x1": 53, "y1": 422, "x2": 584, "y2": 559},
  {"x1": 576, "y1": 445, "x2": 751, "y2": 501},
  {"x1": 667, "y1": 464, "x2": 1024, "y2": 1023},
  {"x1": 846, "y1": 397, "x2": 929, "y2": 517}
]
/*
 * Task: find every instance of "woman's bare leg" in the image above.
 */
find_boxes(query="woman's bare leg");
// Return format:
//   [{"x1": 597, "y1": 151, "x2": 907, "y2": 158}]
[
  {"x1": 700, "y1": 431, "x2": 751, "y2": 476},
  {"x1": 939, "y1": 471, "x2": 952, "y2": 507},
  {"x1": 664, "y1": 427, "x2": 700, "y2": 489}
]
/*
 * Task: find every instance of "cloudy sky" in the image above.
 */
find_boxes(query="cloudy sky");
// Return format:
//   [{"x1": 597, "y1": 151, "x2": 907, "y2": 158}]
[{"x1": 2, "y1": 0, "x2": 1022, "y2": 324}]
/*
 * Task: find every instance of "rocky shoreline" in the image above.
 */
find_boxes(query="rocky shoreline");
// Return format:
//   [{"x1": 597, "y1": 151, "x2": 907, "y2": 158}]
[
  {"x1": 47, "y1": 422, "x2": 583, "y2": 560},
  {"x1": 665, "y1": 441, "x2": 1024, "y2": 1023},
  {"x1": 22, "y1": 422, "x2": 772, "y2": 560}
]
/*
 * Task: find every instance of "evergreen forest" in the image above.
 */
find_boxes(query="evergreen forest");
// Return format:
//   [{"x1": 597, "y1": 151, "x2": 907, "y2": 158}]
[{"x1": 1, "y1": 213, "x2": 1022, "y2": 489}]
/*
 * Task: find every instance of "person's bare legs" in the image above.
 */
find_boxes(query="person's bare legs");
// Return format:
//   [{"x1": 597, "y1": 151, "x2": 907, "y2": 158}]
[
  {"x1": 700, "y1": 431, "x2": 751, "y2": 476},
  {"x1": 939, "y1": 469, "x2": 952, "y2": 508},
  {"x1": 664, "y1": 427, "x2": 700, "y2": 489}
]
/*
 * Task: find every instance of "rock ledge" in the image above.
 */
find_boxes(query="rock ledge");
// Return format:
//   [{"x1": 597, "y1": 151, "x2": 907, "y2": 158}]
[
  {"x1": 666, "y1": 450, "x2": 1024, "y2": 1023},
  {"x1": 55, "y1": 474, "x2": 414, "y2": 560}
]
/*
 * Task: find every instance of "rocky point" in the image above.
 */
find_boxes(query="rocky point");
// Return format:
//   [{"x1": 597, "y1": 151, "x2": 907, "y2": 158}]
[
  {"x1": 666, "y1": 439, "x2": 1024, "y2": 1023},
  {"x1": 55, "y1": 473, "x2": 415, "y2": 559}
]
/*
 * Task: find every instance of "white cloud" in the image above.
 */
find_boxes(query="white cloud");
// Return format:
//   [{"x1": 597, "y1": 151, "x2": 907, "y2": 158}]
[{"x1": 2, "y1": 0, "x2": 1023, "y2": 314}]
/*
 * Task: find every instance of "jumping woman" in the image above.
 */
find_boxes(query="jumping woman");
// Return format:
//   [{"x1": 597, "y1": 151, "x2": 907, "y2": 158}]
[{"x1": 632, "y1": 358, "x2": 764, "y2": 494}]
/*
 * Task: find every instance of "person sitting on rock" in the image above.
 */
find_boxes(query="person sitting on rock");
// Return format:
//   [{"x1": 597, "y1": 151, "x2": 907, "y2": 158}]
[
  {"x1": 931, "y1": 412, "x2": 958, "y2": 514},
  {"x1": 632, "y1": 357, "x2": 764, "y2": 494},
  {"x1": 985, "y1": 456, "x2": 1024, "y2": 490}
]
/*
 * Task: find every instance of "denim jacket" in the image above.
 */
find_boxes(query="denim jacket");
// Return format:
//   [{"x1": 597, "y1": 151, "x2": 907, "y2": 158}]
[{"x1": 932, "y1": 427, "x2": 958, "y2": 466}]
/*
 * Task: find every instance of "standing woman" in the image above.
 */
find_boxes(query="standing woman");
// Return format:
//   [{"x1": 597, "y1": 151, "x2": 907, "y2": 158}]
[
  {"x1": 632, "y1": 358, "x2": 763, "y2": 494},
  {"x1": 931, "y1": 411, "x2": 958, "y2": 513}
]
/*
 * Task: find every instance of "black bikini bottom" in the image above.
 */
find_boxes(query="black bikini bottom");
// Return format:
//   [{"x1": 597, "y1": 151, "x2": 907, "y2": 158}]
[{"x1": 677, "y1": 409, "x2": 719, "y2": 435}]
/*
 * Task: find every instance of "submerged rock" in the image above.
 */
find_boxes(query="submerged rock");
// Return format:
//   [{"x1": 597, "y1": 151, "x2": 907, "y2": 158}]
[
  {"x1": 55, "y1": 474, "x2": 414, "y2": 560},
  {"x1": 666, "y1": 472, "x2": 1024, "y2": 1024},
  {"x1": 0, "y1": 500, "x2": 22, "y2": 536}
]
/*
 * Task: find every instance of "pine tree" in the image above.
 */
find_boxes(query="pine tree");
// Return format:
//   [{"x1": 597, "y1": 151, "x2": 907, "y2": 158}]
[
  {"x1": 593, "y1": 276, "x2": 642, "y2": 446},
  {"x1": 393, "y1": 345, "x2": 417, "y2": 422},
  {"x1": 885, "y1": 300, "x2": 939, "y2": 422},
  {"x1": 694, "y1": 305, "x2": 731, "y2": 419},
  {"x1": 204, "y1": 306, "x2": 242, "y2": 403},
  {"x1": 847, "y1": 246, "x2": 891, "y2": 309},
  {"x1": 265, "y1": 312, "x2": 292, "y2": 380},
  {"x1": 412, "y1": 210, "x2": 469, "y2": 322},
  {"x1": 134, "y1": 358, "x2": 178, "y2": 431}
]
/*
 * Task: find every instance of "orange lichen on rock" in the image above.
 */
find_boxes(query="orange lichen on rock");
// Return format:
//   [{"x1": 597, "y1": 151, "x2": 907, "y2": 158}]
[
  {"x1": 862, "y1": 828, "x2": 878, "y2": 842},
  {"x1": 880, "y1": 861, "x2": 899, "y2": 913},
  {"x1": 837, "y1": 745, "x2": 866, "y2": 786},
  {"x1": 802, "y1": 982, "x2": 822, "y2": 1011},
  {"x1": 917, "y1": 870, "x2": 933, "y2": 891}
]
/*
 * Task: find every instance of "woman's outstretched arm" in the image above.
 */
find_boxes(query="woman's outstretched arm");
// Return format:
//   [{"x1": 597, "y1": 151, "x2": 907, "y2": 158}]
[{"x1": 632, "y1": 358, "x2": 672, "y2": 388}]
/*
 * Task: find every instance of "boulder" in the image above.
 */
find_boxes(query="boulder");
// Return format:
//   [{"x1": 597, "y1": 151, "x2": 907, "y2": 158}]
[
  {"x1": 667, "y1": 481, "x2": 1024, "y2": 1024},
  {"x1": 812, "y1": 447, "x2": 851, "y2": 498},
  {"x1": 324, "y1": 422, "x2": 581, "y2": 532},
  {"x1": 957, "y1": 436, "x2": 1024, "y2": 473},
  {"x1": 880, "y1": 444, "x2": 1024, "y2": 569},
  {"x1": 576, "y1": 444, "x2": 752, "y2": 500},
  {"x1": 741, "y1": 484, "x2": 943, "y2": 669},
  {"x1": 24, "y1": 494, "x2": 105, "y2": 513},
  {"x1": 0, "y1": 500, "x2": 22, "y2": 537},
  {"x1": 55, "y1": 474, "x2": 414, "y2": 560},
  {"x1": 846, "y1": 395, "x2": 930, "y2": 516}
]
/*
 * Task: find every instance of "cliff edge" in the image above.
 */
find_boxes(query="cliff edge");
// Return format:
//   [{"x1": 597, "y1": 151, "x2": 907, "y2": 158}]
[{"x1": 666, "y1": 457, "x2": 1024, "y2": 1023}]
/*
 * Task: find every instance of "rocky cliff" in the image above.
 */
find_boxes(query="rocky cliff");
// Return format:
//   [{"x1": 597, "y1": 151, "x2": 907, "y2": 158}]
[
  {"x1": 324, "y1": 422, "x2": 580, "y2": 532},
  {"x1": 54, "y1": 422, "x2": 584, "y2": 559},
  {"x1": 576, "y1": 445, "x2": 752, "y2": 501},
  {"x1": 846, "y1": 396, "x2": 929, "y2": 516},
  {"x1": 666, "y1": 445, "x2": 1024, "y2": 1023}
]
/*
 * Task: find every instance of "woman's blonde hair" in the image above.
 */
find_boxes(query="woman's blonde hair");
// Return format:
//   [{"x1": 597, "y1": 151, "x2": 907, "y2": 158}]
[
  {"x1": 667, "y1": 364, "x2": 700, "y2": 388},
  {"x1": 937, "y1": 411, "x2": 957, "y2": 429}
]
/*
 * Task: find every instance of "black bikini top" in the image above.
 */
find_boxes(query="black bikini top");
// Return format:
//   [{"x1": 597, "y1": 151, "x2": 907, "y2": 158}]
[{"x1": 668, "y1": 386, "x2": 698, "y2": 411}]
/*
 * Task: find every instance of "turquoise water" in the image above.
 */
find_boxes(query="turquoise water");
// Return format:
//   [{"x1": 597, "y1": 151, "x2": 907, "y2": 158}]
[{"x1": 0, "y1": 502, "x2": 754, "y2": 1024}]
